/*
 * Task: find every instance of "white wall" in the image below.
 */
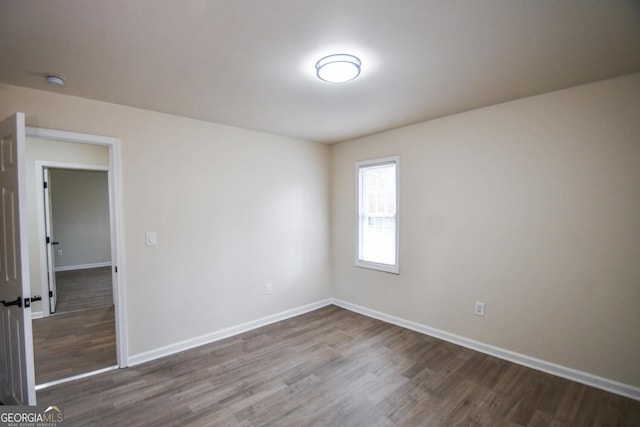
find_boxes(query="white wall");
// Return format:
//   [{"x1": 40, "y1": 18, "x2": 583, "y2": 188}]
[
  {"x1": 25, "y1": 137, "x2": 110, "y2": 313},
  {"x1": 331, "y1": 73, "x2": 640, "y2": 388},
  {"x1": 49, "y1": 168, "x2": 111, "y2": 269},
  {"x1": 2, "y1": 84, "x2": 332, "y2": 356}
]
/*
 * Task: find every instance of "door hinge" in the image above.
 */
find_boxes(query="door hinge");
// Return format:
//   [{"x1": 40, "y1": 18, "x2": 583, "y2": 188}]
[
  {"x1": 49, "y1": 290, "x2": 53, "y2": 298},
  {"x1": 114, "y1": 266, "x2": 118, "y2": 273},
  {"x1": 43, "y1": 181, "x2": 48, "y2": 189},
  {"x1": 46, "y1": 236, "x2": 50, "y2": 244}
]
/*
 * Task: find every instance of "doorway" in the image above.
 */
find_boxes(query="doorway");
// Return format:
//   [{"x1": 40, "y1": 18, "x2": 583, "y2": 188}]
[
  {"x1": 43, "y1": 167, "x2": 113, "y2": 315},
  {"x1": 32, "y1": 166, "x2": 117, "y2": 384},
  {"x1": 24, "y1": 128, "x2": 127, "y2": 390}
]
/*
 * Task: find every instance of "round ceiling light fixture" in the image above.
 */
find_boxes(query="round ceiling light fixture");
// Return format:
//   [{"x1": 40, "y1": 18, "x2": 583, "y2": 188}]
[
  {"x1": 44, "y1": 74, "x2": 65, "y2": 87},
  {"x1": 315, "y1": 54, "x2": 361, "y2": 83}
]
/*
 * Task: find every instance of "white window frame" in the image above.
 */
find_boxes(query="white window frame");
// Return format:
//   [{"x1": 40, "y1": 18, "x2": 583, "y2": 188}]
[{"x1": 355, "y1": 155, "x2": 399, "y2": 274}]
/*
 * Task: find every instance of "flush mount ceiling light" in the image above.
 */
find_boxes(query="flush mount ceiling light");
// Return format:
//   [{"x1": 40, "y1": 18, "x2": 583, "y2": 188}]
[
  {"x1": 44, "y1": 74, "x2": 65, "y2": 87},
  {"x1": 316, "y1": 54, "x2": 361, "y2": 83}
]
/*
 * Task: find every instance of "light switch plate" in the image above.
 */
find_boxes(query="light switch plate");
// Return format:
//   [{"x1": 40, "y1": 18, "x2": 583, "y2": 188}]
[
  {"x1": 474, "y1": 301, "x2": 485, "y2": 316},
  {"x1": 146, "y1": 231, "x2": 157, "y2": 246}
]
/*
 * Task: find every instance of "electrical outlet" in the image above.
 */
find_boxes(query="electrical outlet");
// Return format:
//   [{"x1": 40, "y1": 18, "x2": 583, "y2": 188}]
[
  {"x1": 57, "y1": 249, "x2": 63, "y2": 256},
  {"x1": 474, "y1": 301, "x2": 485, "y2": 316},
  {"x1": 265, "y1": 283, "x2": 273, "y2": 295}
]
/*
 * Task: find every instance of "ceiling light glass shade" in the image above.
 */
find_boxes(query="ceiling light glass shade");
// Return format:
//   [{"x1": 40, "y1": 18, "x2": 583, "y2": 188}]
[
  {"x1": 45, "y1": 74, "x2": 65, "y2": 87},
  {"x1": 316, "y1": 54, "x2": 361, "y2": 83}
]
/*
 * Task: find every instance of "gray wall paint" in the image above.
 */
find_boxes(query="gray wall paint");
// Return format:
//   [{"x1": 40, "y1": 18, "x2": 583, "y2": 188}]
[{"x1": 49, "y1": 169, "x2": 111, "y2": 269}]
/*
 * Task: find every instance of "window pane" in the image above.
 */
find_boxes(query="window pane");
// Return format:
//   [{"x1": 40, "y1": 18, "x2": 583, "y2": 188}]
[
  {"x1": 362, "y1": 164, "x2": 396, "y2": 216},
  {"x1": 361, "y1": 216, "x2": 396, "y2": 264}
]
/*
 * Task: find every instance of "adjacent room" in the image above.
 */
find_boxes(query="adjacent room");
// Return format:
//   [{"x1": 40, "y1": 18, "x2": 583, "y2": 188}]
[{"x1": 0, "y1": 0, "x2": 639, "y2": 425}]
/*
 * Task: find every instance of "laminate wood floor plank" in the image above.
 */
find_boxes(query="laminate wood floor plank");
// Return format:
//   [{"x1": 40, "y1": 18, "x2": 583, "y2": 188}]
[
  {"x1": 33, "y1": 305, "x2": 116, "y2": 384},
  {"x1": 54, "y1": 266, "x2": 113, "y2": 314},
  {"x1": 37, "y1": 305, "x2": 639, "y2": 426}
]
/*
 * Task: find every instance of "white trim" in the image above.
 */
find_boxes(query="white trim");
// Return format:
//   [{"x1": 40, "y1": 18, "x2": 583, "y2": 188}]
[
  {"x1": 108, "y1": 134, "x2": 128, "y2": 367},
  {"x1": 355, "y1": 260, "x2": 399, "y2": 274},
  {"x1": 36, "y1": 161, "x2": 110, "y2": 171},
  {"x1": 35, "y1": 365, "x2": 118, "y2": 391},
  {"x1": 128, "y1": 299, "x2": 333, "y2": 367},
  {"x1": 331, "y1": 299, "x2": 640, "y2": 401},
  {"x1": 31, "y1": 311, "x2": 43, "y2": 320},
  {"x1": 26, "y1": 126, "x2": 119, "y2": 147},
  {"x1": 55, "y1": 262, "x2": 112, "y2": 272},
  {"x1": 27, "y1": 127, "x2": 128, "y2": 369}
]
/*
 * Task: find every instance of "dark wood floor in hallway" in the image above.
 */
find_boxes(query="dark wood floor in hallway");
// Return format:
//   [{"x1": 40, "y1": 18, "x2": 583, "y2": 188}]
[
  {"x1": 33, "y1": 305, "x2": 116, "y2": 385},
  {"x1": 55, "y1": 266, "x2": 113, "y2": 314},
  {"x1": 37, "y1": 305, "x2": 639, "y2": 426}
]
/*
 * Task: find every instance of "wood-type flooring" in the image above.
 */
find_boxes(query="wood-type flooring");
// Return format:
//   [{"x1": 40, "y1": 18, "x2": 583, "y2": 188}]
[
  {"x1": 33, "y1": 305, "x2": 117, "y2": 385},
  {"x1": 37, "y1": 305, "x2": 639, "y2": 426},
  {"x1": 54, "y1": 266, "x2": 113, "y2": 314}
]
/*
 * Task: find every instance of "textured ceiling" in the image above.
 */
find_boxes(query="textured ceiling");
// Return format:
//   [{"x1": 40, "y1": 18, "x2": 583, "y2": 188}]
[{"x1": 1, "y1": 0, "x2": 639, "y2": 143}]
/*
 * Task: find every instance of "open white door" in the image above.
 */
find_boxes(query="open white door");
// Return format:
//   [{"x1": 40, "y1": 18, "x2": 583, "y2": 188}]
[
  {"x1": 0, "y1": 113, "x2": 36, "y2": 405},
  {"x1": 42, "y1": 168, "x2": 57, "y2": 314}
]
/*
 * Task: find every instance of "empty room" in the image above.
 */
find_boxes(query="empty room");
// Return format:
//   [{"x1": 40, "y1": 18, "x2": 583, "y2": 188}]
[{"x1": 0, "y1": 1, "x2": 639, "y2": 426}]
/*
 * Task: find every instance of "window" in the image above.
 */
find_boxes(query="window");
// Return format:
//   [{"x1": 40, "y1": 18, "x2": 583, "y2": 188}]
[{"x1": 356, "y1": 156, "x2": 399, "y2": 274}]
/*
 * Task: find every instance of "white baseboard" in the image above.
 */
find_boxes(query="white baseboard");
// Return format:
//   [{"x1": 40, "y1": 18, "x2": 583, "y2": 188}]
[
  {"x1": 35, "y1": 366, "x2": 118, "y2": 391},
  {"x1": 125, "y1": 296, "x2": 639, "y2": 401},
  {"x1": 331, "y1": 298, "x2": 640, "y2": 401},
  {"x1": 31, "y1": 310, "x2": 44, "y2": 320},
  {"x1": 55, "y1": 262, "x2": 112, "y2": 272},
  {"x1": 128, "y1": 299, "x2": 333, "y2": 367}
]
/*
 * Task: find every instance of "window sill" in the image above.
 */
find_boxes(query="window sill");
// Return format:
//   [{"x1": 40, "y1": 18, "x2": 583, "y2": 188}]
[{"x1": 355, "y1": 260, "x2": 399, "y2": 275}]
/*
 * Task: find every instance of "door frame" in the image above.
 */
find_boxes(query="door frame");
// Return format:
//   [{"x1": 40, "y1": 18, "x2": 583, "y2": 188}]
[
  {"x1": 26, "y1": 126, "x2": 129, "y2": 369},
  {"x1": 36, "y1": 163, "x2": 112, "y2": 316}
]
